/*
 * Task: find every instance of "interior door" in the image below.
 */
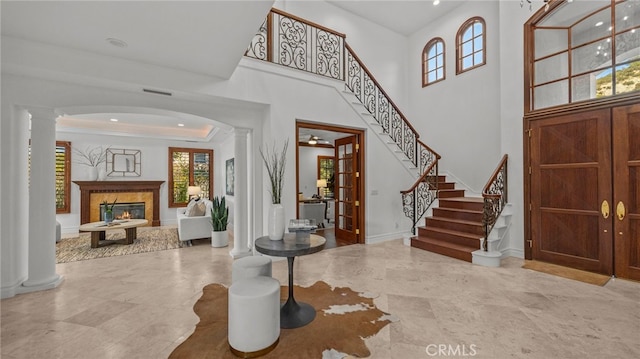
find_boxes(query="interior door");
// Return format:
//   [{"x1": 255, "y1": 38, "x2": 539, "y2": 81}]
[
  {"x1": 530, "y1": 109, "x2": 614, "y2": 275},
  {"x1": 613, "y1": 104, "x2": 640, "y2": 281},
  {"x1": 335, "y1": 135, "x2": 358, "y2": 244}
]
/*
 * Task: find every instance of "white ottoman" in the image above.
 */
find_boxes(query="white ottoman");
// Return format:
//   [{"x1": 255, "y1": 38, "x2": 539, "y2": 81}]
[
  {"x1": 232, "y1": 256, "x2": 272, "y2": 284},
  {"x1": 228, "y1": 276, "x2": 280, "y2": 357}
]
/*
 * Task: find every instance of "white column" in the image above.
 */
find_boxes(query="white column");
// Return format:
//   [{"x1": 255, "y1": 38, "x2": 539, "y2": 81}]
[
  {"x1": 1, "y1": 106, "x2": 30, "y2": 298},
  {"x1": 230, "y1": 128, "x2": 251, "y2": 258},
  {"x1": 21, "y1": 108, "x2": 63, "y2": 292}
]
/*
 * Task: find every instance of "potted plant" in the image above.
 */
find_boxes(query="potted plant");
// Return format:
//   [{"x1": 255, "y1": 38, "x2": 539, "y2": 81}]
[
  {"x1": 102, "y1": 198, "x2": 117, "y2": 223},
  {"x1": 260, "y1": 139, "x2": 289, "y2": 240},
  {"x1": 210, "y1": 196, "x2": 229, "y2": 247}
]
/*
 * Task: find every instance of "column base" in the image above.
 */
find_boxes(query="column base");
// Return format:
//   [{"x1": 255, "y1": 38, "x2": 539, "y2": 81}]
[
  {"x1": 229, "y1": 248, "x2": 252, "y2": 259},
  {"x1": 19, "y1": 274, "x2": 64, "y2": 294}
]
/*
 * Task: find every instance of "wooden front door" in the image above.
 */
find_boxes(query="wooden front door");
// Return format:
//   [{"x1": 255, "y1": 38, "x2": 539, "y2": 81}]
[
  {"x1": 529, "y1": 104, "x2": 640, "y2": 280},
  {"x1": 613, "y1": 104, "x2": 640, "y2": 281},
  {"x1": 530, "y1": 109, "x2": 613, "y2": 275},
  {"x1": 334, "y1": 135, "x2": 359, "y2": 244}
]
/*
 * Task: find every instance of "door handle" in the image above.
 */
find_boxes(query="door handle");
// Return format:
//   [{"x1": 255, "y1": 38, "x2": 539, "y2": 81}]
[
  {"x1": 601, "y1": 200, "x2": 610, "y2": 219},
  {"x1": 616, "y1": 201, "x2": 625, "y2": 221}
]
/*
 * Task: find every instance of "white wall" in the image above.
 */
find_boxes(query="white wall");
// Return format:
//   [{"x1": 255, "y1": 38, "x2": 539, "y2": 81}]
[
  {"x1": 409, "y1": 1, "x2": 502, "y2": 193},
  {"x1": 274, "y1": 0, "x2": 409, "y2": 110},
  {"x1": 215, "y1": 133, "x2": 236, "y2": 228}
]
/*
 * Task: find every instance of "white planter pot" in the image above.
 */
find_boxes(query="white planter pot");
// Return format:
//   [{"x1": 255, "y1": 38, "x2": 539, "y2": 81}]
[
  {"x1": 268, "y1": 203, "x2": 285, "y2": 240},
  {"x1": 87, "y1": 166, "x2": 98, "y2": 181},
  {"x1": 211, "y1": 230, "x2": 228, "y2": 248}
]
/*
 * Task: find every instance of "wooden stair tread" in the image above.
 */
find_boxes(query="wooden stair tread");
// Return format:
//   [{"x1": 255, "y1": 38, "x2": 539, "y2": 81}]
[
  {"x1": 440, "y1": 197, "x2": 484, "y2": 203},
  {"x1": 412, "y1": 236, "x2": 477, "y2": 251},
  {"x1": 417, "y1": 226, "x2": 483, "y2": 239},
  {"x1": 428, "y1": 216, "x2": 482, "y2": 227},
  {"x1": 435, "y1": 207, "x2": 483, "y2": 215}
]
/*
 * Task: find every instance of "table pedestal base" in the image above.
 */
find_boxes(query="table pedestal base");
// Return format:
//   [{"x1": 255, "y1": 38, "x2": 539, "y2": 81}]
[{"x1": 280, "y1": 297, "x2": 316, "y2": 329}]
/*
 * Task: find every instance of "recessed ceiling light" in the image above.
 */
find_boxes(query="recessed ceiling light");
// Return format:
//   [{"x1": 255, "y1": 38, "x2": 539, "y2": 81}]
[
  {"x1": 623, "y1": 16, "x2": 629, "y2": 21},
  {"x1": 595, "y1": 21, "x2": 603, "y2": 27},
  {"x1": 178, "y1": 123, "x2": 185, "y2": 127},
  {"x1": 106, "y1": 37, "x2": 128, "y2": 48},
  {"x1": 433, "y1": 0, "x2": 440, "y2": 5},
  {"x1": 110, "y1": 118, "x2": 118, "y2": 122}
]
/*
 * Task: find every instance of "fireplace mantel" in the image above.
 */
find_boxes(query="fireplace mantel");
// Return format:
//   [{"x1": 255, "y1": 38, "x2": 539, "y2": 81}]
[{"x1": 73, "y1": 180, "x2": 164, "y2": 226}]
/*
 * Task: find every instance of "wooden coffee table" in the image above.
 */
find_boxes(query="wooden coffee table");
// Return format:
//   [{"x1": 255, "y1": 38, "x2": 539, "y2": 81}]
[{"x1": 79, "y1": 219, "x2": 148, "y2": 248}]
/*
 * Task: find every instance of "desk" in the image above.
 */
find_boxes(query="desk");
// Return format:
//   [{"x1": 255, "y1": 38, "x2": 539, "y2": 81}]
[
  {"x1": 79, "y1": 219, "x2": 148, "y2": 248},
  {"x1": 254, "y1": 233, "x2": 326, "y2": 328}
]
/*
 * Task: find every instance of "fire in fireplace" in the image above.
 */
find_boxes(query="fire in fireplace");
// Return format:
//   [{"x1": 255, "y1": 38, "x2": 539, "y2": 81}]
[{"x1": 100, "y1": 202, "x2": 145, "y2": 220}]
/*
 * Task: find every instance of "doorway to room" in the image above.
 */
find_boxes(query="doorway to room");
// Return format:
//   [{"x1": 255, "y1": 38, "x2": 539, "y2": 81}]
[{"x1": 295, "y1": 121, "x2": 365, "y2": 248}]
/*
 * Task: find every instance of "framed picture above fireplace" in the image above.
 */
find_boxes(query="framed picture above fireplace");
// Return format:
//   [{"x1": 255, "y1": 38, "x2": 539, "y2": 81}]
[{"x1": 107, "y1": 148, "x2": 141, "y2": 177}]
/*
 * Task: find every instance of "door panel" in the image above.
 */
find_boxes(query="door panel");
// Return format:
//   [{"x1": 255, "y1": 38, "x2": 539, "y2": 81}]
[
  {"x1": 613, "y1": 104, "x2": 640, "y2": 281},
  {"x1": 530, "y1": 109, "x2": 613, "y2": 274},
  {"x1": 335, "y1": 135, "x2": 358, "y2": 244}
]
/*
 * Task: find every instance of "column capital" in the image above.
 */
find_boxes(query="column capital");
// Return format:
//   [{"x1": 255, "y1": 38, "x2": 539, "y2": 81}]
[
  {"x1": 234, "y1": 128, "x2": 251, "y2": 137},
  {"x1": 26, "y1": 106, "x2": 58, "y2": 122}
]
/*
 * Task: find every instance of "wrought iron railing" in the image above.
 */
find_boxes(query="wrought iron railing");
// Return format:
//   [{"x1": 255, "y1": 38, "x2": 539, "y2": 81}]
[
  {"x1": 400, "y1": 153, "x2": 439, "y2": 235},
  {"x1": 482, "y1": 154, "x2": 508, "y2": 251},
  {"x1": 245, "y1": 8, "x2": 440, "y2": 233}
]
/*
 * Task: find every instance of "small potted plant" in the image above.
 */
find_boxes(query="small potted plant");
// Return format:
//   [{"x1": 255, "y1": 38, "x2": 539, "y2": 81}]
[
  {"x1": 102, "y1": 198, "x2": 117, "y2": 223},
  {"x1": 210, "y1": 196, "x2": 229, "y2": 247}
]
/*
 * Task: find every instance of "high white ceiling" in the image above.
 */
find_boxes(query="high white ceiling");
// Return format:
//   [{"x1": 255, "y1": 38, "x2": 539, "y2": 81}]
[
  {"x1": 327, "y1": 0, "x2": 467, "y2": 35},
  {"x1": 1, "y1": 0, "x2": 274, "y2": 142},
  {"x1": 2, "y1": 0, "x2": 470, "y2": 141}
]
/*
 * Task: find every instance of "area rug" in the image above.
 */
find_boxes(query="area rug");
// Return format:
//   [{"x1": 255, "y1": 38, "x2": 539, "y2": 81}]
[
  {"x1": 169, "y1": 281, "x2": 397, "y2": 359},
  {"x1": 523, "y1": 260, "x2": 611, "y2": 286},
  {"x1": 56, "y1": 227, "x2": 181, "y2": 263}
]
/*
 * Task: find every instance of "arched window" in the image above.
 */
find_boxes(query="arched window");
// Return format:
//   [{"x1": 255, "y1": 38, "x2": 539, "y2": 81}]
[
  {"x1": 422, "y1": 37, "x2": 445, "y2": 86},
  {"x1": 456, "y1": 17, "x2": 486, "y2": 74}
]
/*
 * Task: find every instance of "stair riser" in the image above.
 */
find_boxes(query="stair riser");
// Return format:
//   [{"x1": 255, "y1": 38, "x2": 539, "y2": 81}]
[
  {"x1": 432, "y1": 208, "x2": 483, "y2": 222},
  {"x1": 432, "y1": 183, "x2": 455, "y2": 190},
  {"x1": 417, "y1": 228, "x2": 481, "y2": 248},
  {"x1": 426, "y1": 218, "x2": 484, "y2": 236},
  {"x1": 438, "y1": 190, "x2": 466, "y2": 198},
  {"x1": 438, "y1": 200, "x2": 484, "y2": 211},
  {"x1": 411, "y1": 239, "x2": 472, "y2": 262}
]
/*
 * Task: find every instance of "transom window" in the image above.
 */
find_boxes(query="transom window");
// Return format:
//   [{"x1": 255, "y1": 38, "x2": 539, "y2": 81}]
[
  {"x1": 457, "y1": 17, "x2": 486, "y2": 74},
  {"x1": 168, "y1": 147, "x2": 213, "y2": 207},
  {"x1": 423, "y1": 38, "x2": 445, "y2": 86},
  {"x1": 527, "y1": 0, "x2": 640, "y2": 111}
]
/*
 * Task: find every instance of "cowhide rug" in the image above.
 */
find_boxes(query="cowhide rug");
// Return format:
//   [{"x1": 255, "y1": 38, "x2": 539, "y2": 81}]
[{"x1": 169, "y1": 281, "x2": 397, "y2": 358}]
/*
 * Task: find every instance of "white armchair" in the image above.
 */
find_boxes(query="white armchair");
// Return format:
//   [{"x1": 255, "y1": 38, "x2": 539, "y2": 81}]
[{"x1": 177, "y1": 198, "x2": 213, "y2": 246}]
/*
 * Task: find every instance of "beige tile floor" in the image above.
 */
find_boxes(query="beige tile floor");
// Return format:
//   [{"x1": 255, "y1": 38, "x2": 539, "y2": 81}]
[{"x1": 2, "y1": 235, "x2": 639, "y2": 359}]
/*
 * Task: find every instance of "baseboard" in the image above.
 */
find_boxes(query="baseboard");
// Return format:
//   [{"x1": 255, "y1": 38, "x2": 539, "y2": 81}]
[
  {"x1": 500, "y1": 247, "x2": 524, "y2": 259},
  {"x1": 365, "y1": 231, "x2": 408, "y2": 244}
]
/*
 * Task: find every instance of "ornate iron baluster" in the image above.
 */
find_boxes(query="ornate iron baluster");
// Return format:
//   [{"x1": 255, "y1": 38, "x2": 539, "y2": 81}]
[
  {"x1": 246, "y1": 18, "x2": 269, "y2": 60},
  {"x1": 482, "y1": 155, "x2": 508, "y2": 251}
]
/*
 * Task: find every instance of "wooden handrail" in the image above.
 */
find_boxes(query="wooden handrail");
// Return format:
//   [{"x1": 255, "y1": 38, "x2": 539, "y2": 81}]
[
  {"x1": 271, "y1": 8, "x2": 346, "y2": 39},
  {"x1": 417, "y1": 139, "x2": 441, "y2": 160},
  {"x1": 482, "y1": 154, "x2": 508, "y2": 197},
  {"x1": 400, "y1": 161, "x2": 438, "y2": 195},
  {"x1": 345, "y1": 43, "x2": 420, "y2": 137}
]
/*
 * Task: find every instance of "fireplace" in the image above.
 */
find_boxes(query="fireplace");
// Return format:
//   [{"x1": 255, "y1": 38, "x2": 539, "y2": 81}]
[
  {"x1": 73, "y1": 180, "x2": 164, "y2": 226},
  {"x1": 100, "y1": 202, "x2": 145, "y2": 220}
]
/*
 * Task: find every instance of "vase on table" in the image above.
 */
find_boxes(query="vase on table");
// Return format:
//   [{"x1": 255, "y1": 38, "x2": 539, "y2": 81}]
[
  {"x1": 103, "y1": 211, "x2": 114, "y2": 224},
  {"x1": 268, "y1": 203, "x2": 285, "y2": 240}
]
